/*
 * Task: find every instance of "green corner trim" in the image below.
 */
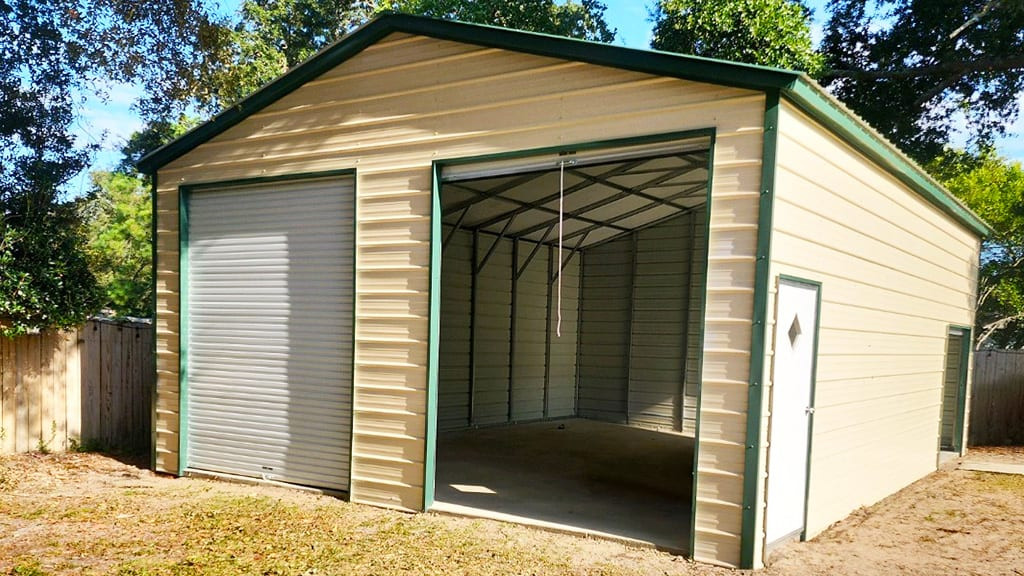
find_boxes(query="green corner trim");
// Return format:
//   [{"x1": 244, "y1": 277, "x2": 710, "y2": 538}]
[
  {"x1": 177, "y1": 186, "x2": 191, "y2": 476},
  {"x1": 424, "y1": 163, "x2": 443, "y2": 511},
  {"x1": 777, "y1": 275, "x2": 823, "y2": 542},
  {"x1": 949, "y1": 324, "x2": 972, "y2": 454},
  {"x1": 689, "y1": 129, "x2": 717, "y2": 559},
  {"x1": 150, "y1": 173, "x2": 159, "y2": 472},
  {"x1": 783, "y1": 81, "x2": 991, "y2": 237},
  {"x1": 740, "y1": 90, "x2": 780, "y2": 569}
]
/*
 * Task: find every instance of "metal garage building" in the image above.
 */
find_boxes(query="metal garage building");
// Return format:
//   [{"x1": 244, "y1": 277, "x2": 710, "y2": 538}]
[{"x1": 139, "y1": 14, "x2": 990, "y2": 569}]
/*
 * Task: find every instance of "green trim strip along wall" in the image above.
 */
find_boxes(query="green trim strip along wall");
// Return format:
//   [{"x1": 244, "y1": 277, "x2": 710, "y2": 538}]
[
  {"x1": 176, "y1": 169, "x2": 357, "y2": 483},
  {"x1": 177, "y1": 186, "x2": 190, "y2": 476},
  {"x1": 424, "y1": 164, "x2": 443, "y2": 510},
  {"x1": 740, "y1": 90, "x2": 780, "y2": 569},
  {"x1": 137, "y1": 14, "x2": 990, "y2": 239},
  {"x1": 150, "y1": 173, "x2": 159, "y2": 472},
  {"x1": 688, "y1": 130, "x2": 716, "y2": 557},
  {"x1": 777, "y1": 274, "x2": 823, "y2": 543},
  {"x1": 950, "y1": 324, "x2": 972, "y2": 454}
]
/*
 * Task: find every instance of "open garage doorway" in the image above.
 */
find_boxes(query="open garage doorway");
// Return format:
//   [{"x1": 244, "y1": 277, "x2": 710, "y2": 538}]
[{"x1": 430, "y1": 135, "x2": 712, "y2": 553}]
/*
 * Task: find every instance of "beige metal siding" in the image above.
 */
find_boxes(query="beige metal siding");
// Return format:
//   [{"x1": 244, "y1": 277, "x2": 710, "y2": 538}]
[
  {"x1": 155, "y1": 32, "x2": 766, "y2": 563},
  {"x1": 770, "y1": 101, "x2": 980, "y2": 541}
]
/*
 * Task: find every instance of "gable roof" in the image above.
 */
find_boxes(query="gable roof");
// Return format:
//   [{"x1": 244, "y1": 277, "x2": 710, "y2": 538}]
[{"x1": 138, "y1": 13, "x2": 991, "y2": 237}]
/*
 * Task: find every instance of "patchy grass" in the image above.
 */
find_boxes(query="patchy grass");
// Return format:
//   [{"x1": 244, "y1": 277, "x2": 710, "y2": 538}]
[
  {"x1": 973, "y1": 470, "x2": 1024, "y2": 494},
  {"x1": 0, "y1": 453, "x2": 704, "y2": 576},
  {"x1": 2, "y1": 453, "x2": 1024, "y2": 576}
]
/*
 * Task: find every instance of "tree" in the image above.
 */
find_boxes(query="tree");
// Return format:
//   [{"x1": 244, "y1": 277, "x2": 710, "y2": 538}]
[
  {"x1": 822, "y1": 0, "x2": 1024, "y2": 163},
  {"x1": 0, "y1": 1, "x2": 221, "y2": 335},
  {"x1": 180, "y1": 0, "x2": 378, "y2": 115},
  {"x1": 379, "y1": 0, "x2": 615, "y2": 42},
  {"x1": 649, "y1": 0, "x2": 824, "y2": 74},
  {"x1": 79, "y1": 172, "x2": 153, "y2": 319},
  {"x1": 174, "y1": 0, "x2": 616, "y2": 116},
  {"x1": 928, "y1": 147, "x2": 1024, "y2": 348}
]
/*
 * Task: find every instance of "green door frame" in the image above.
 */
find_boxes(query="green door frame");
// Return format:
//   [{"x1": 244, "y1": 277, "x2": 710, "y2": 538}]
[
  {"x1": 176, "y1": 170, "x2": 357, "y2": 486},
  {"x1": 424, "y1": 129, "x2": 718, "y2": 559},
  {"x1": 945, "y1": 325, "x2": 972, "y2": 454}
]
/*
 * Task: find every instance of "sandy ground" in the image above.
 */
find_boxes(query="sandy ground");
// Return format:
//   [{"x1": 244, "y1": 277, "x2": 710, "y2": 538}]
[{"x1": 1, "y1": 450, "x2": 1023, "y2": 575}]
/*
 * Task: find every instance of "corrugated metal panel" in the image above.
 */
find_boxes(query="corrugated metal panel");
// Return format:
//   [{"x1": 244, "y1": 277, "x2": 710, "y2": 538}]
[
  {"x1": 473, "y1": 235, "x2": 512, "y2": 425},
  {"x1": 548, "y1": 249, "x2": 580, "y2": 418},
  {"x1": 940, "y1": 332, "x2": 963, "y2": 448},
  {"x1": 771, "y1": 100, "x2": 980, "y2": 542},
  {"x1": 186, "y1": 178, "x2": 354, "y2": 491},
  {"x1": 154, "y1": 33, "x2": 768, "y2": 564},
  {"x1": 628, "y1": 216, "x2": 690, "y2": 430},
  {"x1": 512, "y1": 242, "x2": 549, "y2": 421},
  {"x1": 684, "y1": 207, "x2": 708, "y2": 436},
  {"x1": 439, "y1": 225, "x2": 472, "y2": 431},
  {"x1": 578, "y1": 237, "x2": 632, "y2": 422}
]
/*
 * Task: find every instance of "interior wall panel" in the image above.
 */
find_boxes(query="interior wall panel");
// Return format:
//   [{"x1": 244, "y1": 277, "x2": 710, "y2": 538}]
[
  {"x1": 628, "y1": 215, "x2": 692, "y2": 430},
  {"x1": 548, "y1": 249, "x2": 580, "y2": 418},
  {"x1": 685, "y1": 207, "x2": 708, "y2": 436},
  {"x1": 438, "y1": 225, "x2": 472, "y2": 431},
  {"x1": 511, "y1": 243, "x2": 549, "y2": 421},
  {"x1": 472, "y1": 235, "x2": 513, "y2": 426},
  {"x1": 577, "y1": 237, "x2": 633, "y2": 422}
]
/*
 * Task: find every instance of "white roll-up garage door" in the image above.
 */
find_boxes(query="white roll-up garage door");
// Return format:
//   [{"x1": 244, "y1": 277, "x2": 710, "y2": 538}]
[{"x1": 185, "y1": 176, "x2": 353, "y2": 492}]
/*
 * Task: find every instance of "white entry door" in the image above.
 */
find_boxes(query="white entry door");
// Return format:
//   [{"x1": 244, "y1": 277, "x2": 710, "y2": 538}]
[{"x1": 765, "y1": 278, "x2": 820, "y2": 544}]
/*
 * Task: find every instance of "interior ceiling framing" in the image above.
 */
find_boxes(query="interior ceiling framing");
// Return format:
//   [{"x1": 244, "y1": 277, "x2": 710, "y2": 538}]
[{"x1": 440, "y1": 151, "x2": 710, "y2": 249}]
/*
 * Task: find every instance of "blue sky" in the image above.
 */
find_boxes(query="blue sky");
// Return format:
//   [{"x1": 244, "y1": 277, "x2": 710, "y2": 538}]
[{"x1": 71, "y1": 0, "x2": 1020, "y2": 189}]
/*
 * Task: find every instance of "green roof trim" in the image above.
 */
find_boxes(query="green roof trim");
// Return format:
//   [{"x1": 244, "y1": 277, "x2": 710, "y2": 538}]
[{"x1": 137, "y1": 13, "x2": 991, "y2": 238}]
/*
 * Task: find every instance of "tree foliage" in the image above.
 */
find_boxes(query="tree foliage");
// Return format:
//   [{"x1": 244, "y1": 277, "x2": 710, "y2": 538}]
[
  {"x1": 180, "y1": 0, "x2": 377, "y2": 115},
  {"x1": 79, "y1": 172, "x2": 153, "y2": 319},
  {"x1": 928, "y1": 147, "x2": 1024, "y2": 348},
  {"x1": 172, "y1": 0, "x2": 616, "y2": 116},
  {"x1": 822, "y1": 0, "x2": 1024, "y2": 162},
  {"x1": 380, "y1": 0, "x2": 615, "y2": 42},
  {"x1": 0, "y1": 193, "x2": 101, "y2": 337},
  {"x1": 649, "y1": 0, "x2": 824, "y2": 73},
  {"x1": 0, "y1": 1, "x2": 217, "y2": 334}
]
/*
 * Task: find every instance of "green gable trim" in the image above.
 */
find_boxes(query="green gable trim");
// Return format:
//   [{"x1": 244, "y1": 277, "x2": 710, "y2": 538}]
[
  {"x1": 783, "y1": 81, "x2": 992, "y2": 237},
  {"x1": 138, "y1": 13, "x2": 990, "y2": 241},
  {"x1": 137, "y1": 13, "x2": 794, "y2": 175}
]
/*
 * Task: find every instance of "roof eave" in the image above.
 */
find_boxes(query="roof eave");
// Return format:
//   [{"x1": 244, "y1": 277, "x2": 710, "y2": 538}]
[
  {"x1": 781, "y1": 77, "x2": 993, "y2": 238},
  {"x1": 136, "y1": 13, "x2": 798, "y2": 174},
  {"x1": 137, "y1": 13, "x2": 991, "y2": 239}
]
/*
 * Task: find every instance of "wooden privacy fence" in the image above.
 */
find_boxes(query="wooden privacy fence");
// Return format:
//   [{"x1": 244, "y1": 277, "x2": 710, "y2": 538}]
[
  {"x1": 970, "y1": 349, "x2": 1024, "y2": 446},
  {"x1": 0, "y1": 319, "x2": 153, "y2": 454}
]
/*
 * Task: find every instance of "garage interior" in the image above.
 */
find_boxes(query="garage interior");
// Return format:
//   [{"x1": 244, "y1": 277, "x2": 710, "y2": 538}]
[{"x1": 432, "y1": 138, "x2": 712, "y2": 552}]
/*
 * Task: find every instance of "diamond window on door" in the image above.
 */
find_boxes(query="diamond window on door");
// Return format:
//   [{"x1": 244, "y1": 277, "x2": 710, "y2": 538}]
[{"x1": 788, "y1": 314, "x2": 802, "y2": 347}]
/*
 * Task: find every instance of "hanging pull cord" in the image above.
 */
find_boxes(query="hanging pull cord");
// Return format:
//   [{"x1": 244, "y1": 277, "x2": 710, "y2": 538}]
[{"x1": 556, "y1": 160, "x2": 565, "y2": 338}]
